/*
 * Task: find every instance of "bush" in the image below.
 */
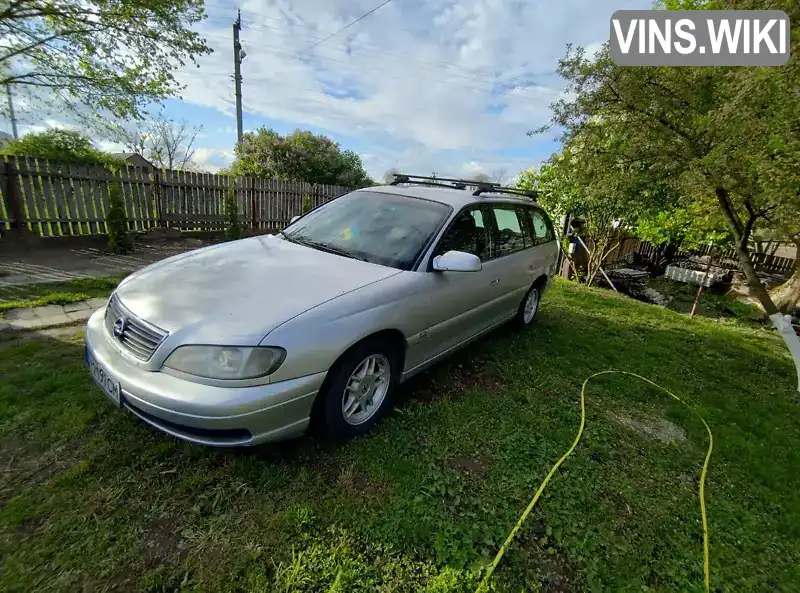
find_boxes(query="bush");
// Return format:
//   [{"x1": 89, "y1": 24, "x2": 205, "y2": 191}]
[
  {"x1": 2, "y1": 128, "x2": 122, "y2": 166},
  {"x1": 106, "y1": 176, "x2": 131, "y2": 254},
  {"x1": 302, "y1": 192, "x2": 313, "y2": 214},
  {"x1": 224, "y1": 180, "x2": 243, "y2": 241}
]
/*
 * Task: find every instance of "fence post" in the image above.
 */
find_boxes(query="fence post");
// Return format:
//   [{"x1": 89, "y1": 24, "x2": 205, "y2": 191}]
[
  {"x1": 153, "y1": 169, "x2": 166, "y2": 227},
  {"x1": 1, "y1": 159, "x2": 27, "y2": 238},
  {"x1": 249, "y1": 178, "x2": 256, "y2": 231}
]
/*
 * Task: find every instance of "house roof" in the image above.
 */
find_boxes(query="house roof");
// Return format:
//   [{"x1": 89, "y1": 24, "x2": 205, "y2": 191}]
[{"x1": 111, "y1": 152, "x2": 153, "y2": 165}]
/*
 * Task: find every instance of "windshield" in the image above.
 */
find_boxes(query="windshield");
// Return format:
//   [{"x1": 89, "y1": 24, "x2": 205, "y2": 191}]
[{"x1": 282, "y1": 191, "x2": 451, "y2": 270}]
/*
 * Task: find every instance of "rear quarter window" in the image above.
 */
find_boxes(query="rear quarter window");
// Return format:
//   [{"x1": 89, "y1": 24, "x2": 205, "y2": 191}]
[{"x1": 526, "y1": 207, "x2": 555, "y2": 245}]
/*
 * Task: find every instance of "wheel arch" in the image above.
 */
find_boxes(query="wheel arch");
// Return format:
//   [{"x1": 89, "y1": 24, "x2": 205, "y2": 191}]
[
  {"x1": 533, "y1": 274, "x2": 548, "y2": 292},
  {"x1": 310, "y1": 328, "x2": 407, "y2": 425}
]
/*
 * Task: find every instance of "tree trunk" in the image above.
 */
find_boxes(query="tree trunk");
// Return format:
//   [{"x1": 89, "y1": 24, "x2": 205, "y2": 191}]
[
  {"x1": 770, "y1": 245, "x2": 800, "y2": 313},
  {"x1": 770, "y1": 259, "x2": 800, "y2": 313},
  {"x1": 716, "y1": 188, "x2": 800, "y2": 392},
  {"x1": 714, "y1": 188, "x2": 778, "y2": 315}
]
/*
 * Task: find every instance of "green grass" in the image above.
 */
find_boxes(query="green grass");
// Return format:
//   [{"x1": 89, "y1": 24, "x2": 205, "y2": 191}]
[
  {"x1": 0, "y1": 276, "x2": 125, "y2": 313},
  {"x1": 0, "y1": 280, "x2": 798, "y2": 592}
]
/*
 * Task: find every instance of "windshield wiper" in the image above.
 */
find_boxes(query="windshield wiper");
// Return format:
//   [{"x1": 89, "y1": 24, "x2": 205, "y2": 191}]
[{"x1": 297, "y1": 239, "x2": 370, "y2": 262}]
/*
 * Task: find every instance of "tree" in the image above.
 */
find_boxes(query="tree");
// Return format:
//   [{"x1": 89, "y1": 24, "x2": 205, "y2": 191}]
[
  {"x1": 382, "y1": 168, "x2": 401, "y2": 184},
  {"x1": 223, "y1": 179, "x2": 242, "y2": 241},
  {"x1": 115, "y1": 114, "x2": 202, "y2": 170},
  {"x1": 537, "y1": 0, "x2": 800, "y2": 388},
  {"x1": 231, "y1": 128, "x2": 372, "y2": 187},
  {"x1": 469, "y1": 172, "x2": 491, "y2": 183},
  {"x1": 0, "y1": 0, "x2": 211, "y2": 121},
  {"x1": 106, "y1": 176, "x2": 131, "y2": 254},
  {"x1": 1, "y1": 128, "x2": 118, "y2": 165},
  {"x1": 491, "y1": 168, "x2": 508, "y2": 184},
  {"x1": 518, "y1": 139, "x2": 643, "y2": 286},
  {"x1": 539, "y1": 18, "x2": 798, "y2": 315}
]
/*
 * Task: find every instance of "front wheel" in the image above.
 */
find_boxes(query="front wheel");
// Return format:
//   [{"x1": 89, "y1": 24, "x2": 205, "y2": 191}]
[
  {"x1": 314, "y1": 342, "x2": 399, "y2": 441},
  {"x1": 513, "y1": 284, "x2": 541, "y2": 328}
]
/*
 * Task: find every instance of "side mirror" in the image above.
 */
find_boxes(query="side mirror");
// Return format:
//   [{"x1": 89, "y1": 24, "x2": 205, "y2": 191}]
[
  {"x1": 432, "y1": 250, "x2": 482, "y2": 272},
  {"x1": 289, "y1": 215, "x2": 300, "y2": 224}
]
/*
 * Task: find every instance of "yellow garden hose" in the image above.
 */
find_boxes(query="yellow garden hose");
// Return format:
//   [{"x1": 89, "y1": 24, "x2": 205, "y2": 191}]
[{"x1": 476, "y1": 370, "x2": 714, "y2": 593}]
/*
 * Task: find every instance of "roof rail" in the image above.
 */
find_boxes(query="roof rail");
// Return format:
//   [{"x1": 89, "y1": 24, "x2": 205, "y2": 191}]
[{"x1": 389, "y1": 173, "x2": 538, "y2": 200}]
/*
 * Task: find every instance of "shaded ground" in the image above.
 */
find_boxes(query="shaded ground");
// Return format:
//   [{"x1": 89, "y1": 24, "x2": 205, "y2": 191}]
[
  {"x1": 644, "y1": 276, "x2": 764, "y2": 325},
  {"x1": 0, "y1": 276, "x2": 123, "y2": 313},
  {"x1": 0, "y1": 237, "x2": 212, "y2": 287},
  {"x1": 1, "y1": 280, "x2": 798, "y2": 592}
]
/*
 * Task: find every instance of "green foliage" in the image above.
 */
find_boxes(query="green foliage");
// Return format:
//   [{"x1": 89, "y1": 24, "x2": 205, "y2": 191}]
[
  {"x1": 0, "y1": 0, "x2": 211, "y2": 121},
  {"x1": 1, "y1": 129, "x2": 120, "y2": 166},
  {"x1": 1, "y1": 281, "x2": 798, "y2": 591},
  {"x1": 106, "y1": 177, "x2": 131, "y2": 254},
  {"x1": 635, "y1": 205, "x2": 730, "y2": 248},
  {"x1": 231, "y1": 128, "x2": 373, "y2": 187},
  {"x1": 517, "y1": 149, "x2": 641, "y2": 285},
  {"x1": 224, "y1": 180, "x2": 243, "y2": 241},
  {"x1": 535, "y1": 0, "x2": 799, "y2": 309},
  {"x1": 302, "y1": 192, "x2": 313, "y2": 214}
]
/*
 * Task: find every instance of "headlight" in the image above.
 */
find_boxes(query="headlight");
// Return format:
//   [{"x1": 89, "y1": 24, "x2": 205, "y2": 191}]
[{"x1": 162, "y1": 346, "x2": 286, "y2": 380}]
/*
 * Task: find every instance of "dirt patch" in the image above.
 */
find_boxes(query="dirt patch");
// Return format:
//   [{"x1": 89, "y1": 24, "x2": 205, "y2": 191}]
[
  {"x1": 514, "y1": 521, "x2": 579, "y2": 593},
  {"x1": 141, "y1": 517, "x2": 186, "y2": 568},
  {"x1": 332, "y1": 463, "x2": 385, "y2": 497},
  {"x1": 450, "y1": 455, "x2": 488, "y2": 478},
  {"x1": 0, "y1": 324, "x2": 85, "y2": 346},
  {"x1": 0, "y1": 436, "x2": 89, "y2": 507},
  {"x1": 400, "y1": 355, "x2": 504, "y2": 405},
  {"x1": 608, "y1": 411, "x2": 686, "y2": 443}
]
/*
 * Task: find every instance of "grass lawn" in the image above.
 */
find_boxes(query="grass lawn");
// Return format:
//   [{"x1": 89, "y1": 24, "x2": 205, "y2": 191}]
[
  {"x1": 0, "y1": 280, "x2": 798, "y2": 592},
  {"x1": 0, "y1": 276, "x2": 125, "y2": 313}
]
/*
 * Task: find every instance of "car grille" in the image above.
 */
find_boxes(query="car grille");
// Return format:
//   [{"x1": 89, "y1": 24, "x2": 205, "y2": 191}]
[{"x1": 104, "y1": 295, "x2": 168, "y2": 361}]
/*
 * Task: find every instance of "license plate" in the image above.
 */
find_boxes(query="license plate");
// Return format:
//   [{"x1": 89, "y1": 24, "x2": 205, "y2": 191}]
[{"x1": 88, "y1": 352, "x2": 121, "y2": 406}]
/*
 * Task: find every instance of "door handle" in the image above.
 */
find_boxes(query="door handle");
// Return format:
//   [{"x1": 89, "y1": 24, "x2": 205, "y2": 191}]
[{"x1": 490, "y1": 278, "x2": 500, "y2": 286}]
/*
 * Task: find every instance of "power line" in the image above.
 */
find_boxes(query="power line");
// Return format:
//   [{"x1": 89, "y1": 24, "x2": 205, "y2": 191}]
[
  {"x1": 304, "y1": 0, "x2": 395, "y2": 51},
  {"x1": 196, "y1": 33, "x2": 558, "y2": 104},
  {"x1": 203, "y1": 11, "x2": 560, "y2": 92},
  {"x1": 203, "y1": 16, "x2": 561, "y2": 96}
]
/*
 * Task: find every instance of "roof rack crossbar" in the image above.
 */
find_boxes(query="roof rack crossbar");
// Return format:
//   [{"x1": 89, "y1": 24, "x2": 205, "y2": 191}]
[{"x1": 390, "y1": 173, "x2": 538, "y2": 199}]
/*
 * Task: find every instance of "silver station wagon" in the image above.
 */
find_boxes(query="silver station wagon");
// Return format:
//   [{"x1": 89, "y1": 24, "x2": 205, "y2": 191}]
[{"x1": 85, "y1": 175, "x2": 559, "y2": 446}]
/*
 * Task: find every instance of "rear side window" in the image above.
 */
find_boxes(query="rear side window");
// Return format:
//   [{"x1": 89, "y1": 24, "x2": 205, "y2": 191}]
[
  {"x1": 490, "y1": 205, "x2": 527, "y2": 258},
  {"x1": 526, "y1": 207, "x2": 555, "y2": 245}
]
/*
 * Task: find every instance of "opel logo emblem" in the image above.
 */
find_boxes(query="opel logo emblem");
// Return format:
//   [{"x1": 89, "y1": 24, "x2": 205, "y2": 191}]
[{"x1": 112, "y1": 317, "x2": 127, "y2": 340}]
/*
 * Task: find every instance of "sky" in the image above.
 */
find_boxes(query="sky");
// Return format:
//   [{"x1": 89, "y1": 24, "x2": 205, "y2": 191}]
[{"x1": 5, "y1": 0, "x2": 653, "y2": 181}]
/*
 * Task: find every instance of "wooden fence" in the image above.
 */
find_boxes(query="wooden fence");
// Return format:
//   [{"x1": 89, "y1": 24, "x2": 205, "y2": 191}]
[
  {"x1": 605, "y1": 236, "x2": 796, "y2": 277},
  {"x1": 0, "y1": 156, "x2": 352, "y2": 238}
]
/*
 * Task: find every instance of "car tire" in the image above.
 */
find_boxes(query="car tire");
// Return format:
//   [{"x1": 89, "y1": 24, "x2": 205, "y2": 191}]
[
  {"x1": 513, "y1": 283, "x2": 542, "y2": 329},
  {"x1": 314, "y1": 339, "x2": 401, "y2": 441}
]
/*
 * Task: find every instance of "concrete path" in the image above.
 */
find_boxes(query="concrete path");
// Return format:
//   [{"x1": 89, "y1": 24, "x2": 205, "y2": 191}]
[{"x1": 0, "y1": 298, "x2": 108, "y2": 332}]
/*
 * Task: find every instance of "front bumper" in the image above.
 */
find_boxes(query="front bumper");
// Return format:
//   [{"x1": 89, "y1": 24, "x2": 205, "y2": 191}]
[{"x1": 85, "y1": 308, "x2": 325, "y2": 446}]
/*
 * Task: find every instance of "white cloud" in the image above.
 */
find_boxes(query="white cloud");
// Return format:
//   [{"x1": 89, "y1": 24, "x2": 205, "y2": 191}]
[
  {"x1": 97, "y1": 140, "x2": 125, "y2": 153},
  {"x1": 191, "y1": 147, "x2": 234, "y2": 173},
  {"x1": 9, "y1": 0, "x2": 649, "y2": 180},
  {"x1": 171, "y1": 0, "x2": 650, "y2": 179}
]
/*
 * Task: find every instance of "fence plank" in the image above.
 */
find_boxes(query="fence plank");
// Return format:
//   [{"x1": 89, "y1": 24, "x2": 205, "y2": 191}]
[
  {"x1": 0, "y1": 157, "x2": 368, "y2": 240},
  {"x1": 18, "y1": 157, "x2": 43, "y2": 236}
]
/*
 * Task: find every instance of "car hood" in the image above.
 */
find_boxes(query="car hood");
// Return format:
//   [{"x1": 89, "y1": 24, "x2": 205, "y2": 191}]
[{"x1": 114, "y1": 234, "x2": 401, "y2": 344}]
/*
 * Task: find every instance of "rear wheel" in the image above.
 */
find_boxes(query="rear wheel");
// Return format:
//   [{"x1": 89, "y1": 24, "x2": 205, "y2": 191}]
[
  {"x1": 314, "y1": 341, "x2": 400, "y2": 441},
  {"x1": 513, "y1": 284, "x2": 541, "y2": 328}
]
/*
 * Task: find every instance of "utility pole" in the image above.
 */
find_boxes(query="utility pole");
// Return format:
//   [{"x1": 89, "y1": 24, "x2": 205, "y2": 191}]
[
  {"x1": 4, "y1": 83, "x2": 18, "y2": 139},
  {"x1": 232, "y1": 10, "x2": 244, "y2": 144}
]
